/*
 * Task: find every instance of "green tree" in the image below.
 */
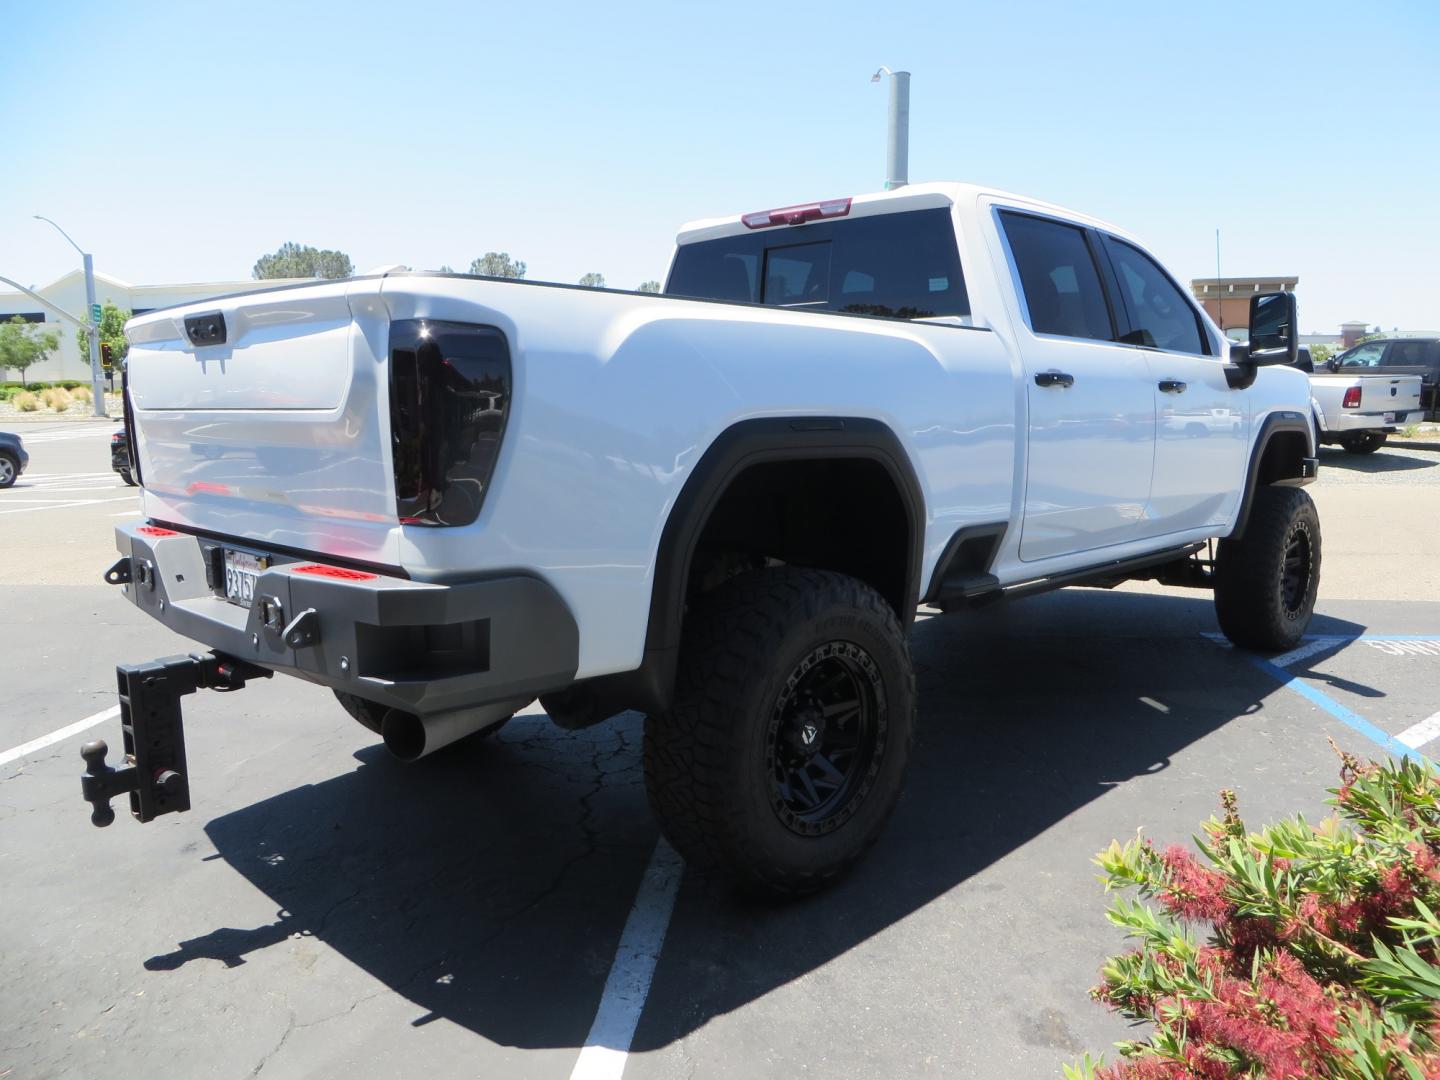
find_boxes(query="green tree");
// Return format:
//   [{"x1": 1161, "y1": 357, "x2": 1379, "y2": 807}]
[
  {"x1": 436, "y1": 264, "x2": 455, "y2": 274},
  {"x1": 1309, "y1": 343, "x2": 1335, "y2": 367},
  {"x1": 468, "y1": 252, "x2": 526, "y2": 279},
  {"x1": 74, "y1": 300, "x2": 131, "y2": 376},
  {"x1": 578, "y1": 272, "x2": 606, "y2": 288},
  {"x1": 252, "y1": 242, "x2": 353, "y2": 280},
  {"x1": 0, "y1": 316, "x2": 61, "y2": 389},
  {"x1": 636, "y1": 280, "x2": 661, "y2": 294}
]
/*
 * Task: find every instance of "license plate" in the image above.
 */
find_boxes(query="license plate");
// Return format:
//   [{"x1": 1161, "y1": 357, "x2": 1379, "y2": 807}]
[
  {"x1": 223, "y1": 550, "x2": 264, "y2": 607},
  {"x1": 1383, "y1": 412, "x2": 1396, "y2": 423}
]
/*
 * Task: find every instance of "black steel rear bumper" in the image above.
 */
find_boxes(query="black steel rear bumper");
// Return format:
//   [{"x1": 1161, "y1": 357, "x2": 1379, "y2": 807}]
[{"x1": 107, "y1": 522, "x2": 579, "y2": 717}]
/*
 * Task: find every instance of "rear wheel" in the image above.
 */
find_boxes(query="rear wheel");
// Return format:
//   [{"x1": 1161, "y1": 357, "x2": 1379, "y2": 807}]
[
  {"x1": 0, "y1": 452, "x2": 17, "y2": 488},
  {"x1": 1214, "y1": 486, "x2": 1321, "y2": 652},
  {"x1": 118, "y1": 468, "x2": 138, "y2": 487},
  {"x1": 1340, "y1": 432, "x2": 1386, "y2": 454},
  {"x1": 644, "y1": 568, "x2": 915, "y2": 897}
]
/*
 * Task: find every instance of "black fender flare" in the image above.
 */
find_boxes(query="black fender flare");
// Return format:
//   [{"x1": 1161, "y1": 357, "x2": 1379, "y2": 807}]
[
  {"x1": 578, "y1": 416, "x2": 926, "y2": 716},
  {"x1": 1230, "y1": 410, "x2": 1317, "y2": 541}
]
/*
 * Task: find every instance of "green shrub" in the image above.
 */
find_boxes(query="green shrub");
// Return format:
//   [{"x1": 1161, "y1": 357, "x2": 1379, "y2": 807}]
[{"x1": 1069, "y1": 745, "x2": 1440, "y2": 1079}]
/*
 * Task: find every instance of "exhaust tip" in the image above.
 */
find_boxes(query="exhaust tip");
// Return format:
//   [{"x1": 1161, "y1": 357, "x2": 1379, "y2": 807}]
[{"x1": 381, "y1": 708, "x2": 427, "y2": 763}]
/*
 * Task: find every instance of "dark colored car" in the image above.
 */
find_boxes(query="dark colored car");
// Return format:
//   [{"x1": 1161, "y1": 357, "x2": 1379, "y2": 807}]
[
  {"x1": 0, "y1": 431, "x2": 28, "y2": 488},
  {"x1": 111, "y1": 428, "x2": 138, "y2": 486},
  {"x1": 1330, "y1": 337, "x2": 1440, "y2": 418}
]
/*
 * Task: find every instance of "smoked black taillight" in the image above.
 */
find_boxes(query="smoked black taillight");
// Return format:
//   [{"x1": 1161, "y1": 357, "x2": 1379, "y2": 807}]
[
  {"x1": 389, "y1": 320, "x2": 511, "y2": 527},
  {"x1": 121, "y1": 364, "x2": 142, "y2": 486}
]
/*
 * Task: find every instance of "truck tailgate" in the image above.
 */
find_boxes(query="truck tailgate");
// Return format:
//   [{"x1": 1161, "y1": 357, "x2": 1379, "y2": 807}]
[{"x1": 124, "y1": 281, "x2": 400, "y2": 566}]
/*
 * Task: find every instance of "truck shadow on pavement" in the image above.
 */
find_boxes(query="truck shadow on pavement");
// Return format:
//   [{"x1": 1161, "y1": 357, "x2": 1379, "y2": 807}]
[
  {"x1": 162, "y1": 590, "x2": 1366, "y2": 1053},
  {"x1": 1317, "y1": 446, "x2": 1437, "y2": 473}
]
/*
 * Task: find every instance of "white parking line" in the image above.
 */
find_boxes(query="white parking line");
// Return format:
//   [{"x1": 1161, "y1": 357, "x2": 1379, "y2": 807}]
[
  {"x1": 0, "y1": 706, "x2": 121, "y2": 769},
  {"x1": 1398, "y1": 712, "x2": 1440, "y2": 750},
  {"x1": 569, "y1": 838, "x2": 684, "y2": 1080}
]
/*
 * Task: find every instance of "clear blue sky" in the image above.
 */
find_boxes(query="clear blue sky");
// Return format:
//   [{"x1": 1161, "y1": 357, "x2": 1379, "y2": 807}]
[{"x1": 3, "y1": 0, "x2": 1436, "y2": 334}]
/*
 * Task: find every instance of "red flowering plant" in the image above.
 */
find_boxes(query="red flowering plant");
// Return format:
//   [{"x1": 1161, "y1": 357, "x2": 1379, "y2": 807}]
[{"x1": 1067, "y1": 743, "x2": 1440, "y2": 1080}]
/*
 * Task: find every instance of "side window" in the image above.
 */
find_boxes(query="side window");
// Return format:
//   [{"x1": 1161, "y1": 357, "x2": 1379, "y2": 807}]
[
  {"x1": 1102, "y1": 238, "x2": 1207, "y2": 355},
  {"x1": 1339, "y1": 343, "x2": 1385, "y2": 367},
  {"x1": 999, "y1": 212, "x2": 1114, "y2": 342},
  {"x1": 1382, "y1": 341, "x2": 1427, "y2": 367}
]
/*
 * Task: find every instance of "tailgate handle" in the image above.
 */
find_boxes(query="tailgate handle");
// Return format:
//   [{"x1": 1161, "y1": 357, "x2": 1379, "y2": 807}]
[{"x1": 185, "y1": 310, "x2": 227, "y2": 347}]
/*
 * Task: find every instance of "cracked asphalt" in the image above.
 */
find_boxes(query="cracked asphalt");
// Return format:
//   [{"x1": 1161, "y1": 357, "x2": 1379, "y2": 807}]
[{"x1": 4, "y1": 423, "x2": 1439, "y2": 1079}]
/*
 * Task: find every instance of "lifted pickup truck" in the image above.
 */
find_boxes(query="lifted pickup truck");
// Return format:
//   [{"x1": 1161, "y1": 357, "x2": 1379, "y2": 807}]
[
  {"x1": 85, "y1": 183, "x2": 1320, "y2": 895},
  {"x1": 1304, "y1": 347, "x2": 1424, "y2": 454}
]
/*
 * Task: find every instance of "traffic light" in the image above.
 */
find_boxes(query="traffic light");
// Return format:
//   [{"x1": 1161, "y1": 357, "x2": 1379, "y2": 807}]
[{"x1": 101, "y1": 342, "x2": 113, "y2": 370}]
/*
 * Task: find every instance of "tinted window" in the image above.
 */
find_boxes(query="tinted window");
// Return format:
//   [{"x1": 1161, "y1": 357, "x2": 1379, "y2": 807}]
[
  {"x1": 666, "y1": 208, "x2": 969, "y2": 320},
  {"x1": 1103, "y1": 238, "x2": 1207, "y2": 355},
  {"x1": 1000, "y1": 212, "x2": 1113, "y2": 341},
  {"x1": 1383, "y1": 340, "x2": 1431, "y2": 367}
]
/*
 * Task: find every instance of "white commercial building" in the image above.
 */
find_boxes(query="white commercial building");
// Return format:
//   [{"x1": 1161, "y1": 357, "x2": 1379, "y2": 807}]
[{"x1": 0, "y1": 270, "x2": 312, "y2": 383}]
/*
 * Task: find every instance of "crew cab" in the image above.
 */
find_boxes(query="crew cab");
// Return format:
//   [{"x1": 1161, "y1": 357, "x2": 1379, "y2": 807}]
[
  {"x1": 1306, "y1": 347, "x2": 1424, "y2": 454},
  {"x1": 87, "y1": 183, "x2": 1320, "y2": 895}
]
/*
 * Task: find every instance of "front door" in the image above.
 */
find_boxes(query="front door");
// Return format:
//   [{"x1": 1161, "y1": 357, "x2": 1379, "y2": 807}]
[
  {"x1": 998, "y1": 211, "x2": 1156, "y2": 562},
  {"x1": 1099, "y1": 236, "x2": 1247, "y2": 535}
]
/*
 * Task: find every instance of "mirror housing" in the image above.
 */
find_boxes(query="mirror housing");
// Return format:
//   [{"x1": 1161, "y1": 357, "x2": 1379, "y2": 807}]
[
  {"x1": 1248, "y1": 291, "x2": 1298, "y2": 367},
  {"x1": 1225, "y1": 291, "x2": 1299, "y2": 389}
]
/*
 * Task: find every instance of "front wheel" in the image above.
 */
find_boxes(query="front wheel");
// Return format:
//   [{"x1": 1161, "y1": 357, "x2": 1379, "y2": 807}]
[
  {"x1": 1214, "y1": 486, "x2": 1321, "y2": 652},
  {"x1": 1340, "y1": 432, "x2": 1387, "y2": 455},
  {"x1": 644, "y1": 568, "x2": 915, "y2": 897},
  {"x1": 0, "y1": 452, "x2": 17, "y2": 488}
]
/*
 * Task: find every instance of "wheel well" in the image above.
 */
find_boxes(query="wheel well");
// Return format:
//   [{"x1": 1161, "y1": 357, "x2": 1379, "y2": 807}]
[
  {"x1": 1256, "y1": 429, "x2": 1310, "y2": 486},
  {"x1": 686, "y1": 458, "x2": 912, "y2": 620}
]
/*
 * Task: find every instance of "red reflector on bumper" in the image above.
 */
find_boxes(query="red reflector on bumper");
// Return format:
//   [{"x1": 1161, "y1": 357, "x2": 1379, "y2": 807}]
[
  {"x1": 137, "y1": 526, "x2": 180, "y2": 538},
  {"x1": 291, "y1": 564, "x2": 378, "y2": 582}
]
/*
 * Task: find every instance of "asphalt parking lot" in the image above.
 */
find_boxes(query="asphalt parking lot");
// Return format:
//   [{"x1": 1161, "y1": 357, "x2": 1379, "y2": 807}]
[{"x1": 3, "y1": 420, "x2": 1438, "y2": 1079}]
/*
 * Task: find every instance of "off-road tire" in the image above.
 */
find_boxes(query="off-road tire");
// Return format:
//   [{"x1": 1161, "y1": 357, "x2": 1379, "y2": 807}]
[
  {"x1": 644, "y1": 567, "x2": 915, "y2": 897},
  {"x1": 332, "y1": 691, "x2": 510, "y2": 741},
  {"x1": 1340, "y1": 432, "x2": 1386, "y2": 455},
  {"x1": 1214, "y1": 485, "x2": 1321, "y2": 652},
  {"x1": 0, "y1": 452, "x2": 17, "y2": 488}
]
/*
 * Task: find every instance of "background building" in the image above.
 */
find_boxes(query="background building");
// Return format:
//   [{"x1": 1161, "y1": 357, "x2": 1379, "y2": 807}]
[
  {"x1": 1190, "y1": 276, "x2": 1298, "y2": 338},
  {"x1": 0, "y1": 270, "x2": 312, "y2": 382}
]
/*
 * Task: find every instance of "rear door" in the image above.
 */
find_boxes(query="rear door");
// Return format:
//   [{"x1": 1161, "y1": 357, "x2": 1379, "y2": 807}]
[
  {"x1": 1098, "y1": 234, "x2": 1246, "y2": 536},
  {"x1": 996, "y1": 210, "x2": 1155, "y2": 561}
]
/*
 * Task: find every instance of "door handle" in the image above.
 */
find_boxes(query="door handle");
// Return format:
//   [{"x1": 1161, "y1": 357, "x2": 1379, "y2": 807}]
[
  {"x1": 1158, "y1": 379, "x2": 1187, "y2": 394},
  {"x1": 1034, "y1": 371, "x2": 1074, "y2": 389}
]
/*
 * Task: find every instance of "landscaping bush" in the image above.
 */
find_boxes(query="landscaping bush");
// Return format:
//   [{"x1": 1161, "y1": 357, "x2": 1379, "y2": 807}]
[
  {"x1": 40, "y1": 387, "x2": 74, "y2": 412},
  {"x1": 13, "y1": 390, "x2": 38, "y2": 412},
  {"x1": 1068, "y1": 744, "x2": 1440, "y2": 1079},
  {"x1": 71, "y1": 385, "x2": 92, "y2": 403}
]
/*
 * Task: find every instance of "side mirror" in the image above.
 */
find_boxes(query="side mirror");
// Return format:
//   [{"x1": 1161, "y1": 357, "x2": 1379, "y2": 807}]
[
  {"x1": 1327, "y1": 357, "x2": 1340, "y2": 373},
  {"x1": 1248, "y1": 292, "x2": 1298, "y2": 367}
]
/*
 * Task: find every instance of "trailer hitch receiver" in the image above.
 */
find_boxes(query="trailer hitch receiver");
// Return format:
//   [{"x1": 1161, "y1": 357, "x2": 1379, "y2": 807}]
[{"x1": 80, "y1": 652, "x2": 271, "y2": 827}]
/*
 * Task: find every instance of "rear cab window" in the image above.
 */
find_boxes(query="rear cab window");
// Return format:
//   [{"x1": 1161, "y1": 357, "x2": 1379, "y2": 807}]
[
  {"x1": 666, "y1": 208, "x2": 970, "y2": 321},
  {"x1": 997, "y1": 211, "x2": 1114, "y2": 342}
]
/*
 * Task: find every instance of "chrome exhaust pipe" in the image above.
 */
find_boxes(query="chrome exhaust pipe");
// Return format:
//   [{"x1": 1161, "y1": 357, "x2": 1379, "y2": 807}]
[{"x1": 381, "y1": 699, "x2": 523, "y2": 762}]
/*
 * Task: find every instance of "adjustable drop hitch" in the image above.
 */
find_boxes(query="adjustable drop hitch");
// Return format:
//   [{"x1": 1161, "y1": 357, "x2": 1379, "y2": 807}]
[{"x1": 80, "y1": 652, "x2": 271, "y2": 827}]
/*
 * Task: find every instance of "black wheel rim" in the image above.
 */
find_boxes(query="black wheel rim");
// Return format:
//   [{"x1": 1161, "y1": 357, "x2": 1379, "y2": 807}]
[
  {"x1": 765, "y1": 641, "x2": 886, "y2": 837},
  {"x1": 1280, "y1": 523, "x2": 1313, "y2": 618}
]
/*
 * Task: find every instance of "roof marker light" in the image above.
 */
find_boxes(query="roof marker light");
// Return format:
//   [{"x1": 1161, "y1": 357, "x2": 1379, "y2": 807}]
[{"x1": 741, "y1": 197, "x2": 852, "y2": 230}]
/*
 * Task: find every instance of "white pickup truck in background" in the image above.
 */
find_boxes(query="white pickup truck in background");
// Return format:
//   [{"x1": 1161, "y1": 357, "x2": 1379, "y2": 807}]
[
  {"x1": 86, "y1": 182, "x2": 1321, "y2": 895},
  {"x1": 1301, "y1": 346, "x2": 1425, "y2": 454}
]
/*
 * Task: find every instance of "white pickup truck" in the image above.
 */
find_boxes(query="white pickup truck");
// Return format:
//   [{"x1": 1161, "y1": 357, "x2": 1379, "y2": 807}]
[
  {"x1": 84, "y1": 183, "x2": 1320, "y2": 895},
  {"x1": 1303, "y1": 346, "x2": 1426, "y2": 455}
]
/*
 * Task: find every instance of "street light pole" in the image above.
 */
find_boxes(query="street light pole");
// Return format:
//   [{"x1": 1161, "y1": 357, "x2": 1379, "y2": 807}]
[
  {"x1": 34, "y1": 215, "x2": 107, "y2": 417},
  {"x1": 870, "y1": 66, "x2": 911, "y2": 190}
]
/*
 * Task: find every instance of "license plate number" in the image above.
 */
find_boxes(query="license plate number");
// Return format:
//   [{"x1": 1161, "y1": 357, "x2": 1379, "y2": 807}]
[{"x1": 223, "y1": 550, "x2": 264, "y2": 607}]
